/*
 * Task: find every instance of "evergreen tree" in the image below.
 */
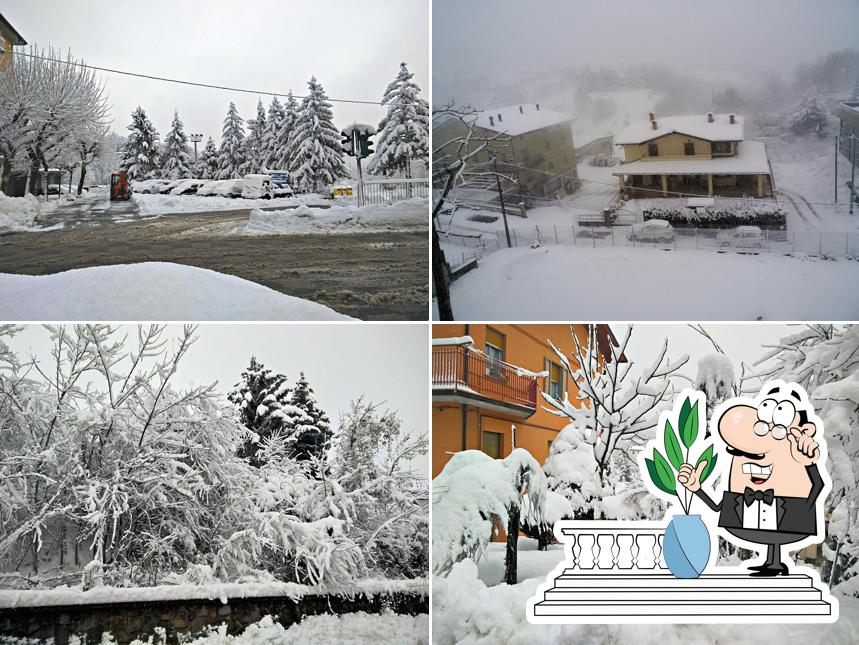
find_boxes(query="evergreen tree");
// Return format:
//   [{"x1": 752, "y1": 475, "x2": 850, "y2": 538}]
[
  {"x1": 368, "y1": 62, "x2": 429, "y2": 177},
  {"x1": 290, "y1": 78, "x2": 347, "y2": 192},
  {"x1": 273, "y1": 90, "x2": 299, "y2": 171},
  {"x1": 286, "y1": 372, "x2": 333, "y2": 463},
  {"x1": 160, "y1": 109, "x2": 194, "y2": 179},
  {"x1": 196, "y1": 136, "x2": 219, "y2": 180},
  {"x1": 217, "y1": 102, "x2": 246, "y2": 179},
  {"x1": 242, "y1": 98, "x2": 267, "y2": 174},
  {"x1": 261, "y1": 96, "x2": 285, "y2": 170},
  {"x1": 119, "y1": 106, "x2": 161, "y2": 180},
  {"x1": 789, "y1": 89, "x2": 827, "y2": 135}
]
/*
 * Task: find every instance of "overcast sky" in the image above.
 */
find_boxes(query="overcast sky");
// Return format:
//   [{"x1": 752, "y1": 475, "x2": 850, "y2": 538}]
[
  {"x1": 4, "y1": 0, "x2": 428, "y2": 145},
  {"x1": 434, "y1": 0, "x2": 858, "y2": 100},
  {"x1": 7, "y1": 324, "x2": 429, "y2": 473}
]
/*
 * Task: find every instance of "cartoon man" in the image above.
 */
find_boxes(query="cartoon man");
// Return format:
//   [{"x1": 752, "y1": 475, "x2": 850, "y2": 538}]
[{"x1": 678, "y1": 383, "x2": 825, "y2": 577}]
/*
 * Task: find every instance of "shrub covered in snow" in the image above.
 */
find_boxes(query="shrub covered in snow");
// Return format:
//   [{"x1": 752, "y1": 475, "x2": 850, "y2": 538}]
[{"x1": 642, "y1": 203, "x2": 787, "y2": 229}]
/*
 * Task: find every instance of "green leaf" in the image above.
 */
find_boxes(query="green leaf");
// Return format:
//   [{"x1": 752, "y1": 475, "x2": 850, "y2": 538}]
[
  {"x1": 679, "y1": 397, "x2": 692, "y2": 437},
  {"x1": 664, "y1": 419, "x2": 683, "y2": 471},
  {"x1": 652, "y1": 449, "x2": 677, "y2": 495},
  {"x1": 681, "y1": 400, "x2": 699, "y2": 449},
  {"x1": 645, "y1": 457, "x2": 675, "y2": 496},
  {"x1": 698, "y1": 449, "x2": 718, "y2": 483}
]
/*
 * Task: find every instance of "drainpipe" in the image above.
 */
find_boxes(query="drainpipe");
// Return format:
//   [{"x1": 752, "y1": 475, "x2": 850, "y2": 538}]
[{"x1": 511, "y1": 424, "x2": 517, "y2": 449}]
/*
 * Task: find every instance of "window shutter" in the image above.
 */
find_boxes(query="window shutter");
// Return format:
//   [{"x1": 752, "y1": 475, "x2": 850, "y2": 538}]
[{"x1": 544, "y1": 358, "x2": 551, "y2": 394}]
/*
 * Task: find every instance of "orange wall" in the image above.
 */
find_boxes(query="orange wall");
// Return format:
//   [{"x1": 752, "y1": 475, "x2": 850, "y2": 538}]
[{"x1": 432, "y1": 324, "x2": 602, "y2": 477}]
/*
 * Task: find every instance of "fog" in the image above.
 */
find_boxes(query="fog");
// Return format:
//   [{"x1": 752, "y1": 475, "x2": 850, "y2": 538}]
[{"x1": 433, "y1": 0, "x2": 859, "y2": 117}]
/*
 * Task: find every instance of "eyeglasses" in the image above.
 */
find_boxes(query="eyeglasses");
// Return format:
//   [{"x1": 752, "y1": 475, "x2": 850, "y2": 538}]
[{"x1": 753, "y1": 421, "x2": 787, "y2": 440}]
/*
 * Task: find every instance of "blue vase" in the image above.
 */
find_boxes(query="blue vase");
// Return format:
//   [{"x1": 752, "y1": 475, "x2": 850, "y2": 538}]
[{"x1": 663, "y1": 514, "x2": 710, "y2": 578}]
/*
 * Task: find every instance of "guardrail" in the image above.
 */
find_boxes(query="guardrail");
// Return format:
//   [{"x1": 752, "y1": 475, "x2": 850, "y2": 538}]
[{"x1": 361, "y1": 178, "x2": 429, "y2": 205}]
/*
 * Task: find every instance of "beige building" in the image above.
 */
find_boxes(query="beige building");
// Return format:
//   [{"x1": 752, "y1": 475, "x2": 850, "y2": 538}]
[
  {"x1": 613, "y1": 112, "x2": 775, "y2": 198},
  {"x1": 433, "y1": 103, "x2": 581, "y2": 204},
  {"x1": 0, "y1": 12, "x2": 26, "y2": 69}
]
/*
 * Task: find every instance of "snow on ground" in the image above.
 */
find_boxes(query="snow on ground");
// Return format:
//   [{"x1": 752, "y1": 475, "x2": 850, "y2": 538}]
[
  {"x1": 0, "y1": 192, "x2": 58, "y2": 233},
  {"x1": 433, "y1": 557, "x2": 859, "y2": 645},
  {"x1": 439, "y1": 245, "x2": 859, "y2": 321},
  {"x1": 476, "y1": 539, "x2": 564, "y2": 587},
  {"x1": 243, "y1": 198, "x2": 428, "y2": 235},
  {"x1": 133, "y1": 192, "x2": 340, "y2": 215},
  {"x1": 0, "y1": 262, "x2": 352, "y2": 321}
]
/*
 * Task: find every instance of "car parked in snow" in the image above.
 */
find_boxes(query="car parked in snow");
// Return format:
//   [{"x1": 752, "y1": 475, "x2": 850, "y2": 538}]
[
  {"x1": 241, "y1": 174, "x2": 273, "y2": 199},
  {"x1": 196, "y1": 179, "x2": 244, "y2": 198},
  {"x1": 168, "y1": 179, "x2": 208, "y2": 195},
  {"x1": 131, "y1": 179, "x2": 172, "y2": 194},
  {"x1": 718, "y1": 225, "x2": 765, "y2": 249},
  {"x1": 627, "y1": 219, "x2": 675, "y2": 243}
]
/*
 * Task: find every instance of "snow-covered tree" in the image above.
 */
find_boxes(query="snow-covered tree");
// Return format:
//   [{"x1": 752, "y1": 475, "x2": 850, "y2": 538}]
[
  {"x1": 290, "y1": 77, "x2": 347, "y2": 192},
  {"x1": 695, "y1": 353, "x2": 736, "y2": 421},
  {"x1": 542, "y1": 325, "x2": 689, "y2": 485},
  {"x1": 432, "y1": 449, "x2": 546, "y2": 583},
  {"x1": 789, "y1": 89, "x2": 827, "y2": 135},
  {"x1": 217, "y1": 102, "x2": 246, "y2": 180},
  {"x1": 261, "y1": 95, "x2": 285, "y2": 170},
  {"x1": 368, "y1": 62, "x2": 429, "y2": 177},
  {"x1": 160, "y1": 109, "x2": 194, "y2": 179},
  {"x1": 120, "y1": 106, "x2": 161, "y2": 180},
  {"x1": 74, "y1": 123, "x2": 108, "y2": 195},
  {"x1": 196, "y1": 135, "x2": 219, "y2": 180},
  {"x1": 242, "y1": 98, "x2": 267, "y2": 175},
  {"x1": 285, "y1": 372, "x2": 332, "y2": 463}
]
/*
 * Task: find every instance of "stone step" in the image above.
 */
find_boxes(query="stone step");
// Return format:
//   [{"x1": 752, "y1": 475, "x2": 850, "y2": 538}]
[
  {"x1": 554, "y1": 572, "x2": 815, "y2": 588},
  {"x1": 544, "y1": 587, "x2": 822, "y2": 602},
  {"x1": 532, "y1": 599, "x2": 834, "y2": 618}
]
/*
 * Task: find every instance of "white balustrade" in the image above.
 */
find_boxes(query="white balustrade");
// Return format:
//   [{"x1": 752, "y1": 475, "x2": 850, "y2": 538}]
[{"x1": 555, "y1": 521, "x2": 668, "y2": 573}]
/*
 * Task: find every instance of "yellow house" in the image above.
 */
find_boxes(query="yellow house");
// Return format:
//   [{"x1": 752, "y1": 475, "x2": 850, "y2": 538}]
[
  {"x1": 613, "y1": 112, "x2": 774, "y2": 198},
  {"x1": 0, "y1": 12, "x2": 26, "y2": 69},
  {"x1": 433, "y1": 103, "x2": 581, "y2": 204}
]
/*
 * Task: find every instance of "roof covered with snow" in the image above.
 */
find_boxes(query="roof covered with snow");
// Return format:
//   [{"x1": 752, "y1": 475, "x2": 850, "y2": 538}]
[
  {"x1": 615, "y1": 114, "x2": 744, "y2": 145},
  {"x1": 613, "y1": 140, "x2": 770, "y2": 176},
  {"x1": 475, "y1": 104, "x2": 573, "y2": 136}
]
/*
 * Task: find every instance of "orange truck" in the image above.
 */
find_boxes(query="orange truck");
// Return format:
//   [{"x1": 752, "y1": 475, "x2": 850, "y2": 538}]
[{"x1": 110, "y1": 172, "x2": 132, "y2": 201}]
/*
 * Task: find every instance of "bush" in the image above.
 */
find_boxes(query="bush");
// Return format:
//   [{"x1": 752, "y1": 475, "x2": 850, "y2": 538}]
[{"x1": 643, "y1": 204, "x2": 786, "y2": 229}]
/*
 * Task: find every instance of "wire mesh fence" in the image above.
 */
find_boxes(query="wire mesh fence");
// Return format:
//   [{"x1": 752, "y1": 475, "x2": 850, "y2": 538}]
[{"x1": 361, "y1": 178, "x2": 429, "y2": 205}]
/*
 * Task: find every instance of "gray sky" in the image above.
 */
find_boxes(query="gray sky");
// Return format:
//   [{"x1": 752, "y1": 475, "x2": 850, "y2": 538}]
[
  {"x1": 4, "y1": 0, "x2": 428, "y2": 145},
  {"x1": 7, "y1": 324, "x2": 429, "y2": 473},
  {"x1": 434, "y1": 0, "x2": 858, "y2": 102}
]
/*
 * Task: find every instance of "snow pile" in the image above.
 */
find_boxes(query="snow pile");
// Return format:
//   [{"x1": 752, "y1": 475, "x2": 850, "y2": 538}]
[
  {"x1": 244, "y1": 197, "x2": 427, "y2": 235},
  {"x1": 0, "y1": 262, "x2": 351, "y2": 321},
  {"x1": 133, "y1": 192, "x2": 329, "y2": 215},
  {"x1": 0, "y1": 192, "x2": 41, "y2": 233}
]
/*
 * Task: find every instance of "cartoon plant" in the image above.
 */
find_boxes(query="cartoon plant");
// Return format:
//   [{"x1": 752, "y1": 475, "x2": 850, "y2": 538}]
[{"x1": 645, "y1": 395, "x2": 717, "y2": 514}]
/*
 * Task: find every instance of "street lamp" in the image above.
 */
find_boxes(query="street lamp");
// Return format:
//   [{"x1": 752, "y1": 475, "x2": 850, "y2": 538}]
[{"x1": 189, "y1": 133, "x2": 203, "y2": 163}]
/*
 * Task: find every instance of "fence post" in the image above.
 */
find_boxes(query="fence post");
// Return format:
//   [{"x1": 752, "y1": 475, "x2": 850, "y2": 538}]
[
  {"x1": 572, "y1": 224, "x2": 577, "y2": 247},
  {"x1": 513, "y1": 227, "x2": 518, "y2": 247},
  {"x1": 610, "y1": 225, "x2": 615, "y2": 246},
  {"x1": 554, "y1": 224, "x2": 559, "y2": 245},
  {"x1": 819, "y1": 232, "x2": 822, "y2": 257}
]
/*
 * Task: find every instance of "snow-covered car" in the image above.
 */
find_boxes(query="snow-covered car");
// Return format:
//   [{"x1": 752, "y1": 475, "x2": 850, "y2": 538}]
[
  {"x1": 627, "y1": 219, "x2": 675, "y2": 243},
  {"x1": 241, "y1": 174, "x2": 273, "y2": 199},
  {"x1": 272, "y1": 183, "x2": 294, "y2": 198},
  {"x1": 168, "y1": 179, "x2": 207, "y2": 195},
  {"x1": 159, "y1": 180, "x2": 184, "y2": 194},
  {"x1": 196, "y1": 179, "x2": 244, "y2": 198},
  {"x1": 718, "y1": 225, "x2": 765, "y2": 249},
  {"x1": 131, "y1": 179, "x2": 172, "y2": 194}
]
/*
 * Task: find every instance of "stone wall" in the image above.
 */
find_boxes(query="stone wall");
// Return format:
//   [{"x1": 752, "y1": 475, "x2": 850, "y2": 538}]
[{"x1": 0, "y1": 590, "x2": 428, "y2": 644}]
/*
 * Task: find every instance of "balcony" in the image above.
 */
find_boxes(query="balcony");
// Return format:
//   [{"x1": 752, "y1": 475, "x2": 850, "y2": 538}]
[{"x1": 431, "y1": 344, "x2": 538, "y2": 417}]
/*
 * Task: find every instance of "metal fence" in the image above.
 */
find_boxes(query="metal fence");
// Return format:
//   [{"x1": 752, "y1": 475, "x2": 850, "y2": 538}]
[
  {"x1": 440, "y1": 223, "x2": 859, "y2": 263},
  {"x1": 361, "y1": 178, "x2": 429, "y2": 205}
]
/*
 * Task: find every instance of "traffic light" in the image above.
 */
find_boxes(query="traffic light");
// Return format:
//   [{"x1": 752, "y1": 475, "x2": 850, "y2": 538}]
[
  {"x1": 340, "y1": 132, "x2": 354, "y2": 156},
  {"x1": 359, "y1": 132, "x2": 374, "y2": 159}
]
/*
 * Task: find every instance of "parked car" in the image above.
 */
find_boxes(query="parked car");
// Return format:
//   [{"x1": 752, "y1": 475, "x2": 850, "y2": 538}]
[
  {"x1": 627, "y1": 219, "x2": 675, "y2": 243},
  {"x1": 241, "y1": 174, "x2": 273, "y2": 199},
  {"x1": 131, "y1": 179, "x2": 172, "y2": 194},
  {"x1": 159, "y1": 179, "x2": 184, "y2": 194},
  {"x1": 266, "y1": 169, "x2": 294, "y2": 197},
  {"x1": 168, "y1": 179, "x2": 207, "y2": 195},
  {"x1": 196, "y1": 179, "x2": 244, "y2": 198},
  {"x1": 718, "y1": 225, "x2": 764, "y2": 249}
]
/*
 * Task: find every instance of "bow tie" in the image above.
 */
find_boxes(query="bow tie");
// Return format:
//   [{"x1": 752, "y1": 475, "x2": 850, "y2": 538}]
[{"x1": 744, "y1": 487, "x2": 775, "y2": 506}]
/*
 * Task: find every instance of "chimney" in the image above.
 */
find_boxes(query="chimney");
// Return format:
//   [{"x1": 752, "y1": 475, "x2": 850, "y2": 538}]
[
  {"x1": 536, "y1": 103, "x2": 540, "y2": 111},
  {"x1": 489, "y1": 115, "x2": 494, "y2": 127},
  {"x1": 519, "y1": 105, "x2": 523, "y2": 114},
  {"x1": 498, "y1": 113, "x2": 503, "y2": 122},
  {"x1": 707, "y1": 112, "x2": 714, "y2": 123},
  {"x1": 729, "y1": 114, "x2": 736, "y2": 124},
  {"x1": 651, "y1": 119, "x2": 658, "y2": 130},
  {"x1": 648, "y1": 111, "x2": 655, "y2": 122}
]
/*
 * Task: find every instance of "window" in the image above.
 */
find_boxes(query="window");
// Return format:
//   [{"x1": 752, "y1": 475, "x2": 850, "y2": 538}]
[
  {"x1": 544, "y1": 359, "x2": 566, "y2": 400},
  {"x1": 713, "y1": 141, "x2": 732, "y2": 155},
  {"x1": 485, "y1": 327, "x2": 505, "y2": 378},
  {"x1": 648, "y1": 143, "x2": 658, "y2": 157},
  {"x1": 482, "y1": 431, "x2": 502, "y2": 459},
  {"x1": 684, "y1": 142, "x2": 695, "y2": 156}
]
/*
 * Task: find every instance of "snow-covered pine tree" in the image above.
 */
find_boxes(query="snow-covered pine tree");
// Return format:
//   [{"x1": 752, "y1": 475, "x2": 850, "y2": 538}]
[
  {"x1": 789, "y1": 89, "x2": 827, "y2": 135},
  {"x1": 290, "y1": 77, "x2": 347, "y2": 192},
  {"x1": 119, "y1": 106, "x2": 161, "y2": 180},
  {"x1": 367, "y1": 62, "x2": 429, "y2": 177},
  {"x1": 272, "y1": 90, "x2": 300, "y2": 171},
  {"x1": 261, "y1": 96, "x2": 285, "y2": 170},
  {"x1": 242, "y1": 98, "x2": 267, "y2": 175},
  {"x1": 227, "y1": 356, "x2": 291, "y2": 466},
  {"x1": 196, "y1": 136, "x2": 219, "y2": 180},
  {"x1": 217, "y1": 102, "x2": 246, "y2": 180},
  {"x1": 160, "y1": 109, "x2": 194, "y2": 180},
  {"x1": 285, "y1": 372, "x2": 332, "y2": 463}
]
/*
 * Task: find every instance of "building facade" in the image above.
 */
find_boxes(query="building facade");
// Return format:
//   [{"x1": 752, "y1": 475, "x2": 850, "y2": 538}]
[
  {"x1": 613, "y1": 112, "x2": 775, "y2": 198},
  {"x1": 838, "y1": 101, "x2": 859, "y2": 167},
  {"x1": 0, "y1": 12, "x2": 26, "y2": 69},
  {"x1": 431, "y1": 324, "x2": 619, "y2": 478}
]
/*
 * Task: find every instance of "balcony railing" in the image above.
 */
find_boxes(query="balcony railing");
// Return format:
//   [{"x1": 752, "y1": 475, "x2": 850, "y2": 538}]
[
  {"x1": 554, "y1": 521, "x2": 668, "y2": 573},
  {"x1": 431, "y1": 345, "x2": 538, "y2": 411}
]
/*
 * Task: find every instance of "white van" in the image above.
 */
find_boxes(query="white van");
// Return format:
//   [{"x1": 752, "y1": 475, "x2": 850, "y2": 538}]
[{"x1": 241, "y1": 174, "x2": 273, "y2": 199}]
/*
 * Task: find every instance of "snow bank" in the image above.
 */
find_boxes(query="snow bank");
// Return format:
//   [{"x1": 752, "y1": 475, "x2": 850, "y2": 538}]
[
  {"x1": 133, "y1": 192, "x2": 333, "y2": 215},
  {"x1": 0, "y1": 262, "x2": 352, "y2": 321},
  {"x1": 440, "y1": 246, "x2": 859, "y2": 320},
  {"x1": 0, "y1": 192, "x2": 42, "y2": 233},
  {"x1": 244, "y1": 197, "x2": 428, "y2": 235}
]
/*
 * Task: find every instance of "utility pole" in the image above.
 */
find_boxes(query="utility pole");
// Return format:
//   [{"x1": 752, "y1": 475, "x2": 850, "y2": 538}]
[
  {"x1": 835, "y1": 135, "x2": 838, "y2": 203},
  {"x1": 189, "y1": 133, "x2": 203, "y2": 163},
  {"x1": 353, "y1": 129, "x2": 364, "y2": 207},
  {"x1": 493, "y1": 156, "x2": 512, "y2": 248},
  {"x1": 851, "y1": 134, "x2": 856, "y2": 216}
]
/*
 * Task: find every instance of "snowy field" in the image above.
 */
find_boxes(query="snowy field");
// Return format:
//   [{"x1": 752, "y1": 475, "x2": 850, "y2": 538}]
[
  {"x1": 0, "y1": 262, "x2": 352, "y2": 320},
  {"x1": 438, "y1": 245, "x2": 859, "y2": 320},
  {"x1": 244, "y1": 197, "x2": 428, "y2": 235}
]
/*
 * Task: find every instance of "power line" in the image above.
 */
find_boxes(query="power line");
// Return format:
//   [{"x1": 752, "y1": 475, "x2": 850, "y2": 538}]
[{"x1": 13, "y1": 50, "x2": 382, "y2": 106}]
